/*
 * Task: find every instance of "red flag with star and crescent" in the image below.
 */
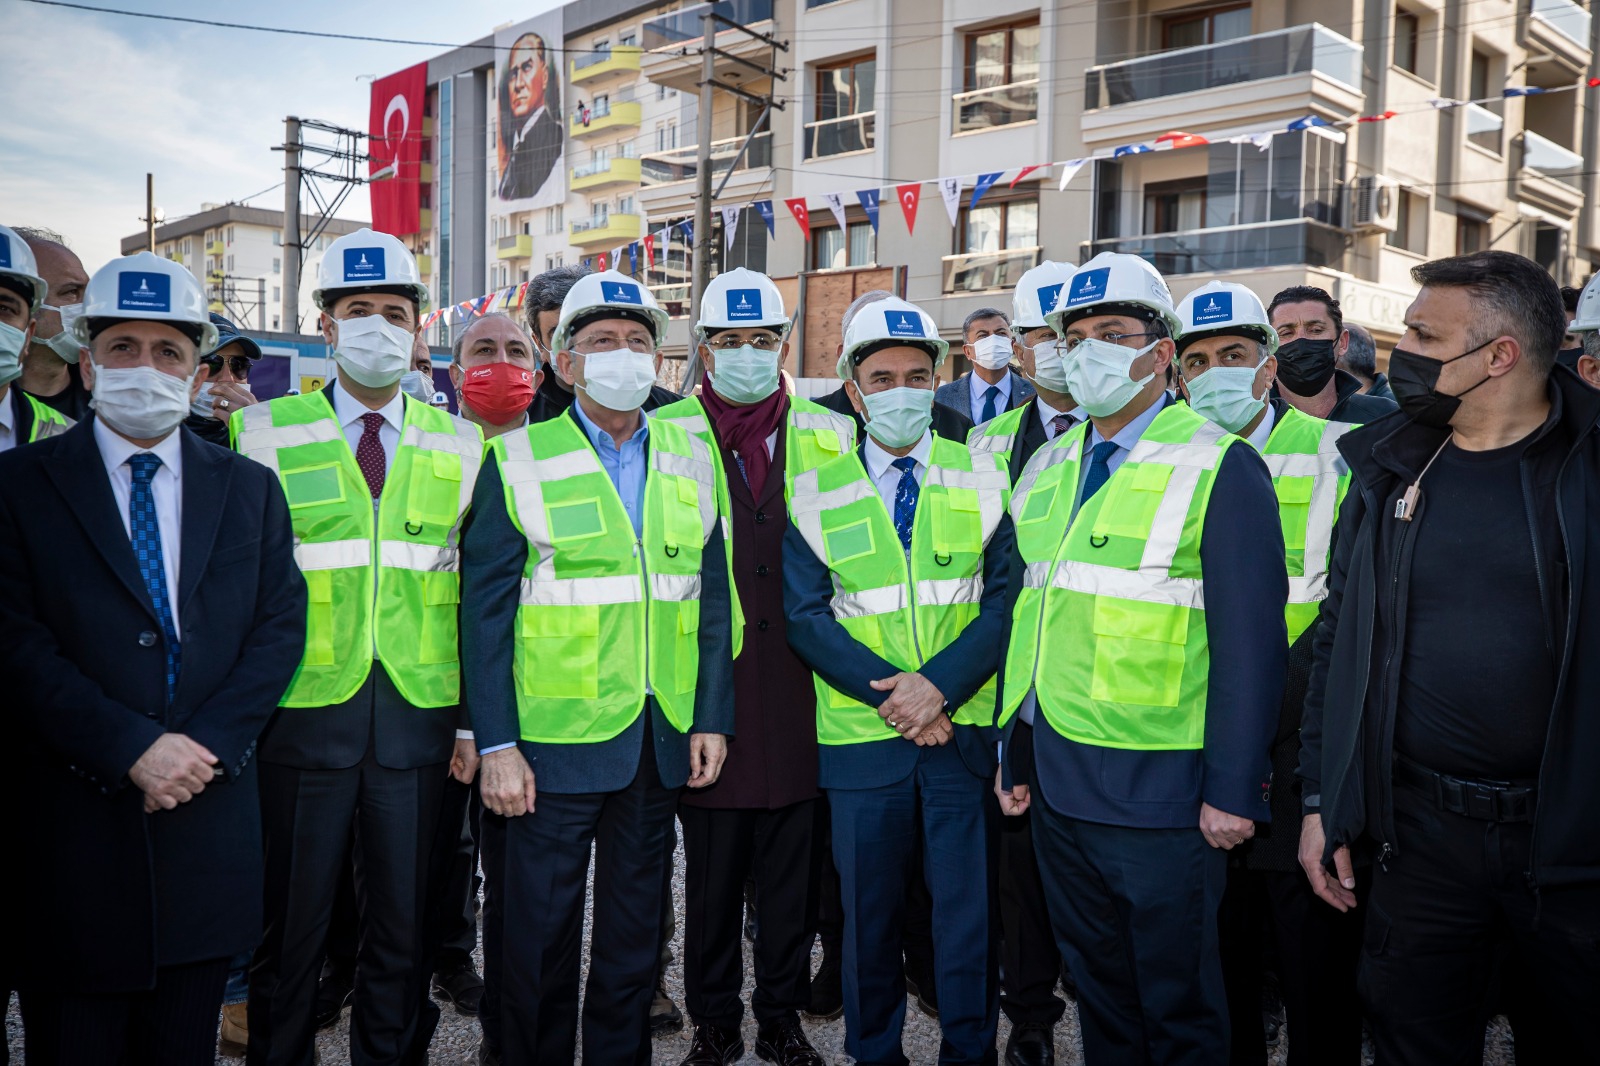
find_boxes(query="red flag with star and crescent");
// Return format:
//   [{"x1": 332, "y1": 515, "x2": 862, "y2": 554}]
[
  {"x1": 895, "y1": 183, "x2": 921, "y2": 234},
  {"x1": 784, "y1": 198, "x2": 811, "y2": 240}
]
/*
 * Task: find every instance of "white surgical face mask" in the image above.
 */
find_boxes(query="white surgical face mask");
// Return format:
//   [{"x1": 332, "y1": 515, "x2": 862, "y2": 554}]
[
  {"x1": 400, "y1": 369, "x2": 435, "y2": 403},
  {"x1": 1028, "y1": 338, "x2": 1071, "y2": 394},
  {"x1": 92, "y1": 363, "x2": 194, "y2": 439},
  {"x1": 579, "y1": 349, "x2": 657, "y2": 411},
  {"x1": 334, "y1": 315, "x2": 413, "y2": 388},
  {"x1": 39, "y1": 303, "x2": 85, "y2": 364},
  {"x1": 970, "y1": 334, "x2": 1014, "y2": 372},
  {"x1": 1065, "y1": 337, "x2": 1158, "y2": 418},
  {"x1": 711, "y1": 345, "x2": 781, "y2": 405},
  {"x1": 0, "y1": 322, "x2": 26, "y2": 387},
  {"x1": 861, "y1": 386, "x2": 934, "y2": 449},
  {"x1": 1184, "y1": 364, "x2": 1266, "y2": 434}
]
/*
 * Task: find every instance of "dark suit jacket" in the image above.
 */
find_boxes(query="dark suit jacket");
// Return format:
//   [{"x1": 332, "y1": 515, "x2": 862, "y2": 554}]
[
  {"x1": 782, "y1": 442, "x2": 1015, "y2": 791},
  {"x1": 498, "y1": 107, "x2": 563, "y2": 202},
  {"x1": 460, "y1": 404, "x2": 735, "y2": 794},
  {"x1": 527, "y1": 373, "x2": 679, "y2": 426},
  {"x1": 0, "y1": 418, "x2": 305, "y2": 993},
  {"x1": 815, "y1": 383, "x2": 974, "y2": 444},
  {"x1": 935, "y1": 370, "x2": 1036, "y2": 424}
]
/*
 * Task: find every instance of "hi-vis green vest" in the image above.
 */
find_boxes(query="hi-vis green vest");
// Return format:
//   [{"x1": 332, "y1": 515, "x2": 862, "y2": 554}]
[
  {"x1": 23, "y1": 393, "x2": 73, "y2": 442},
  {"x1": 789, "y1": 437, "x2": 1011, "y2": 745},
  {"x1": 232, "y1": 392, "x2": 483, "y2": 708},
  {"x1": 492, "y1": 413, "x2": 719, "y2": 743},
  {"x1": 1001, "y1": 403, "x2": 1242, "y2": 749},
  {"x1": 1259, "y1": 407, "x2": 1355, "y2": 642},
  {"x1": 967, "y1": 404, "x2": 1026, "y2": 466}
]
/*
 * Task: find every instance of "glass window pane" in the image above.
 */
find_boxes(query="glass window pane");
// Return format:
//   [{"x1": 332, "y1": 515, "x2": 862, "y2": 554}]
[
  {"x1": 815, "y1": 228, "x2": 845, "y2": 269},
  {"x1": 1011, "y1": 25, "x2": 1041, "y2": 83},
  {"x1": 848, "y1": 221, "x2": 875, "y2": 265},
  {"x1": 854, "y1": 59, "x2": 876, "y2": 112},
  {"x1": 969, "y1": 30, "x2": 1007, "y2": 90},
  {"x1": 1006, "y1": 202, "x2": 1038, "y2": 248},
  {"x1": 1269, "y1": 132, "x2": 1303, "y2": 222},
  {"x1": 965, "y1": 205, "x2": 1003, "y2": 253},
  {"x1": 1211, "y1": 7, "x2": 1253, "y2": 44},
  {"x1": 1166, "y1": 15, "x2": 1207, "y2": 50}
]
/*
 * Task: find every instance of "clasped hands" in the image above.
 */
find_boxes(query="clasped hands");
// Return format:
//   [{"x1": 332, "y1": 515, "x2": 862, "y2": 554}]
[
  {"x1": 131, "y1": 733, "x2": 219, "y2": 814},
  {"x1": 872, "y1": 671, "x2": 951, "y2": 746}
]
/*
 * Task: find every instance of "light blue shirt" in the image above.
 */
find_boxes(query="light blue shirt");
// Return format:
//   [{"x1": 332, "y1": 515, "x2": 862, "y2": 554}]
[
  {"x1": 573, "y1": 399, "x2": 649, "y2": 538},
  {"x1": 969, "y1": 370, "x2": 1013, "y2": 423},
  {"x1": 1075, "y1": 393, "x2": 1166, "y2": 502}
]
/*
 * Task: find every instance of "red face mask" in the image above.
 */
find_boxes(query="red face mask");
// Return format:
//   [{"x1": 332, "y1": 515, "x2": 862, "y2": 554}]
[{"x1": 460, "y1": 362, "x2": 535, "y2": 425}]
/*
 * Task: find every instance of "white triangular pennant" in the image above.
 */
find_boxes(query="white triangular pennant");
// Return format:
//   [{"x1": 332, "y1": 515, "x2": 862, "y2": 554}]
[
  {"x1": 823, "y1": 192, "x2": 849, "y2": 234},
  {"x1": 938, "y1": 176, "x2": 962, "y2": 226},
  {"x1": 721, "y1": 206, "x2": 741, "y2": 254},
  {"x1": 1056, "y1": 159, "x2": 1088, "y2": 191}
]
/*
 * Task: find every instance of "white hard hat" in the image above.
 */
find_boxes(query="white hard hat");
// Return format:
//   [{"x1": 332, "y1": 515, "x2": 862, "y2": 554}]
[
  {"x1": 75, "y1": 251, "x2": 219, "y2": 352},
  {"x1": 1044, "y1": 251, "x2": 1181, "y2": 339},
  {"x1": 1011, "y1": 260, "x2": 1077, "y2": 331},
  {"x1": 696, "y1": 267, "x2": 790, "y2": 336},
  {"x1": 835, "y1": 296, "x2": 949, "y2": 380},
  {"x1": 551, "y1": 269, "x2": 671, "y2": 352},
  {"x1": 1174, "y1": 281, "x2": 1279, "y2": 356},
  {"x1": 1572, "y1": 272, "x2": 1600, "y2": 332},
  {"x1": 312, "y1": 228, "x2": 430, "y2": 312},
  {"x1": 0, "y1": 224, "x2": 48, "y2": 314}
]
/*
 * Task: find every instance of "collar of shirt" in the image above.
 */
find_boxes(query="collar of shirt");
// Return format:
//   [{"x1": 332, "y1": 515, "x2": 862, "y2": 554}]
[
  {"x1": 1085, "y1": 392, "x2": 1167, "y2": 456},
  {"x1": 862, "y1": 428, "x2": 933, "y2": 482},
  {"x1": 331, "y1": 377, "x2": 405, "y2": 436},
  {"x1": 515, "y1": 106, "x2": 546, "y2": 148},
  {"x1": 1244, "y1": 401, "x2": 1277, "y2": 451},
  {"x1": 93, "y1": 412, "x2": 185, "y2": 483},
  {"x1": 969, "y1": 369, "x2": 1012, "y2": 410},
  {"x1": 1036, "y1": 396, "x2": 1080, "y2": 438},
  {"x1": 0, "y1": 388, "x2": 15, "y2": 438},
  {"x1": 572, "y1": 395, "x2": 649, "y2": 454}
]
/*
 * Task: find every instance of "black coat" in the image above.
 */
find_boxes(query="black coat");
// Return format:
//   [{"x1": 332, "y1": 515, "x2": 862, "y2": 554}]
[
  {"x1": 0, "y1": 419, "x2": 306, "y2": 993},
  {"x1": 814, "y1": 383, "x2": 975, "y2": 444},
  {"x1": 497, "y1": 107, "x2": 563, "y2": 202},
  {"x1": 1329, "y1": 368, "x2": 1398, "y2": 423},
  {"x1": 1300, "y1": 368, "x2": 1600, "y2": 889}
]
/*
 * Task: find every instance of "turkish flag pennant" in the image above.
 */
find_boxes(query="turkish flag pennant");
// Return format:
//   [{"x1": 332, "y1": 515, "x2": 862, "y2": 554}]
[
  {"x1": 1009, "y1": 164, "x2": 1043, "y2": 188},
  {"x1": 643, "y1": 233, "x2": 656, "y2": 268},
  {"x1": 895, "y1": 183, "x2": 921, "y2": 234},
  {"x1": 784, "y1": 197, "x2": 811, "y2": 240},
  {"x1": 597, "y1": 253, "x2": 608, "y2": 271}
]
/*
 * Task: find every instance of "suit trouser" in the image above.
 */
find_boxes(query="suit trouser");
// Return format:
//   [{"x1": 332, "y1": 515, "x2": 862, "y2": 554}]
[
  {"x1": 479, "y1": 742, "x2": 678, "y2": 1066},
  {"x1": 1358, "y1": 776, "x2": 1600, "y2": 1066},
  {"x1": 827, "y1": 743, "x2": 997, "y2": 1066},
  {"x1": 428, "y1": 779, "x2": 483, "y2": 972},
  {"x1": 21, "y1": 956, "x2": 229, "y2": 1066},
  {"x1": 248, "y1": 748, "x2": 447, "y2": 1066},
  {"x1": 997, "y1": 802, "x2": 1066, "y2": 1028},
  {"x1": 1032, "y1": 803, "x2": 1228, "y2": 1066},
  {"x1": 817, "y1": 796, "x2": 939, "y2": 987},
  {"x1": 680, "y1": 799, "x2": 823, "y2": 1029}
]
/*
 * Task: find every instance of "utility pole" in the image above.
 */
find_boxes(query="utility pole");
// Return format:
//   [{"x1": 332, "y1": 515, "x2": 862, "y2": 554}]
[
  {"x1": 145, "y1": 174, "x2": 156, "y2": 251},
  {"x1": 282, "y1": 116, "x2": 303, "y2": 334}
]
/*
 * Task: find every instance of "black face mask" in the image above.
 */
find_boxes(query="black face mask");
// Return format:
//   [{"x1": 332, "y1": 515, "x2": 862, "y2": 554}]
[
  {"x1": 1274, "y1": 337, "x2": 1338, "y2": 395},
  {"x1": 1557, "y1": 346, "x2": 1584, "y2": 370},
  {"x1": 1387, "y1": 338, "x2": 1494, "y2": 429}
]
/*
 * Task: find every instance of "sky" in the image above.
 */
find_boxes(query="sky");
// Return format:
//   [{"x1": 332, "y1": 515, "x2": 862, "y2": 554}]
[{"x1": 2, "y1": 0, "x2": 563, "y2": 271}]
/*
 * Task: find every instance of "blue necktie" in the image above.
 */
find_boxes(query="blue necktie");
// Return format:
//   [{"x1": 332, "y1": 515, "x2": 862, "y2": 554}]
[
  {"x1": 979, "y1": 384, "x2": 1000, "y2": 424},
  {"x1": 1081, "y1": 440, "x2": 1120, "y2": 505},
  {"x1": 128, "y1": 453, "x2": 181, "y2": 706},
  {"x1": 891, "y1": 456, "x2": 919, "y2": 553}
]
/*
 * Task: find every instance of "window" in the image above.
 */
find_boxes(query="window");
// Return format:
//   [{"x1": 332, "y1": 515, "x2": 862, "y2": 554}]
[
  {"x1": 272, "y1": 230, "x2": 282, "y2": 246},
  {"x1": 226, "y1": 227, "x2": 235, "y2": 244},
  {"x1": 226, "y1": 255, "x2": 234, "y2": 272},
  {"x1": 1162, "y1": 4, "x2": 1252, "y2": 49},
  {"x1": 1387, "y1": 189, "x2": 1428, "y2": 254},
  {"x1": 272, "y1": 285, "x2": 281, "y2": 302},
  {"x1": 1394, "y1": 10, "x2": 1420, "y2": 74},
  {"x1": 1455, "y1": 212, "x2": 1489, "y2": 255},
  {"x1": 546, "y1": 254, "x2": 563, "y2": 271},
  {"x1": 956, "y1": 20, "x2": 1040, "y2": 133},
  {"x1": 657, "y1": 121, "x2": 678, "y2": 152},
  {"x1": 1143, "y1": 178, "x2": 1207, "y2": 234},
  {"x1": 620, "y1": 33, "x2": 636, "y2": 47},
  {"x1": 1470, "y1": 50, "x2": 1491, "y2": 100},
  {"x1": 811, "y1": 220, "x2": 877, "y2": 270},
  {"x1": 272, "y1": 315, "x2": 280, "y2": 331},
  {"x1": 956, "y1": 199, "x2": 1038, "y2": 254},
  {"x1": 272, "y1": 257, "x2": 281, "y2": 275},
  {"x1": 617, "y1": 195, "x2": 636, "y2": 215},
  {"x1": 546, "y1": 205, "x2": 564, "y2": 234},
  {"x1": 808, "y1": 54, "x2": 876, "y2": 158}
]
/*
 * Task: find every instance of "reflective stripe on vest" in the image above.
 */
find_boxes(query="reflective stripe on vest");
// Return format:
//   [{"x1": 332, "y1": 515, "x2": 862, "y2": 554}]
[
  {"x1": 494, "y1": 414, "x2": 718, "y2": 743},
  {"x1": 1001, "y1": 404, "x2": 1236, "y2": 749},
  {"x1": 790, "y1": 436, "x2": 1010, "y2": 744},
  {"x1": 233, "y1": 392, "x2": 482, "y2": 708},
  {"x1": 1260, "y1": 410, "x2": 1354, "y2": 642},
  {"x1": 25, "y1": 394, "x2": 75, "y2": 442},
  {"x1": 967, "y1": 405, "x2": 1023, "y2": 461}
]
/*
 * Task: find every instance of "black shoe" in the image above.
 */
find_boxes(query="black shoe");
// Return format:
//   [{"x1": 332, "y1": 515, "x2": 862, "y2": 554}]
[
  {"x1": 651, "y1": 982, "x2": 685, "y2": 1035},
  {"x1": 313, "y1": 968, "x2": 354, "y2": 1030},
  {"x1": 905, "y1": 970, "x2": 939, "y2": 1019},
  {"x1": 432, "y1": 963, "x2": 485, "y2": 1016},
  {"x1": 679, "y1": 1024, "x2": 744, "y2": 1065},
  {"x1": 1005, "y1": 1021, "x2": 1055, "y2": 1066},
  {"x1": 755, "y1": 1017, "x2": 823, "y2": 1065},
  {"x1": 805, "y1": 949, "x2": 843, "y2": 1020}
]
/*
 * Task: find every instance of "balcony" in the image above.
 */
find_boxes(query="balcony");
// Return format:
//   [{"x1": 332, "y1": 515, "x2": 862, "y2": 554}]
[
  {"x1": 569, "y1": 213, "x2": 642, "y2": 247},
  {"x1": 570, "y1": 100, "x2": 642, "y2": 138},
  {"x1": 570, "y1": 45, "x2": 643, "y2": 85},
  {"x1": 1081, "y1": 24, "x2": 1364, "y2": 150},
  {"x1": 942, "y1": 247, "x2": 1042, "y2": 295},
  {"x1": 415, "y1": 254, "x2": 433, "y2": 276},
  {"x1": 1527, "y1": 0, "x2": 1592, "y2": 66},
  {"x1": 804, "y1": 112, "x2": 876, "y2": 159},
  {"x1": 952, "y1": 80, "x2": 1040, "y2": 135},
  {"x1": 642, "y1": 132, "x2": 772, "y2": 186},
  {"x1": 1082, "y1": 219, "x2": 1349, "y2": 277},
  {"x1": 496, "y1": 234, "x2": 531, "y2": 260},
  {"x1": 640, "y1": 0, "x2": 776, "y2": 95},
  {"x1": 571, "y1": 155, "x2": 642, "y2": 192},
  {"x1": 1465, "y1": 102, "x2": 1504, "y2": 155},
  {"x1": 206, "y1": 239, "x2": 224, "y2": 255},
  {"x1": 1516, "y1": 130, "x2": 1586, "y2": 216}
]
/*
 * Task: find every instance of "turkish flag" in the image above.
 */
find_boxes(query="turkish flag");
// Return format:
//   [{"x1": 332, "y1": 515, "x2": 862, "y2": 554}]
[
  {"x1": 643, "y1": 233, "x2": 656, "y2": 268},
  {"x1": 784, "y1": 197, "x2": 810, "y2": 240},
  {"x1": 369, "y1": 62, "x2": 427, "y2": 236},
  {"x1": 895, "y1": 183, "x2": 921, "y2": 234}
]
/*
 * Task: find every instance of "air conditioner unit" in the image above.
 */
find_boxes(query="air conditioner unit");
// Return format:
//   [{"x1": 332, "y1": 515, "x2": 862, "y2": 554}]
[{"x1": 1352, "y1": 175, "x2": 1401, "y2": 233}]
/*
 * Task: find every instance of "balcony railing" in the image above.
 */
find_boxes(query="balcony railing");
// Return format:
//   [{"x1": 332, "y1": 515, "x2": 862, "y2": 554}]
[
  {"x1": 805, "y1": 112, "x2": 876, "y2": 159},
  {"x1": 1082, "y1": 219, "x2": 1349, "y2": 277},
  {"x1": 1530, "y1": 0, "x2": 1592, "y2": 49},
  {"x1": 952, "y1": 79, "x2": 1040, "y2": 134},
  {"x1": 1522, "y1": 130, "x2": 1584, "y2": 186},
  {"x1": 649, "y1": 283, "x2": 692, "y2": 317},
  {"x1": 644, "y1": 0, "x2": 774, "y2": 50},
  {"x1": 496, "y1": 234, "x2": 531, "y2": 260},
  {"x1": 1085, "y1": 24, "x2": 1362, "y2": 110},
  {"x1": 571, "y1": 45, "x2": 644, "y2": 83},
  {"x1": 942, "y1": 246, "x2": 1042, "y2": 294},
  {"x1": 573, "y1": 146, "x2": 640, "y2": 179},
  {"x1": 642, "y1": 131, "x2": 773, "y2": 186},
  {"x1": 1465, "y1": 102, "x2": 1504, "y2": 154}
]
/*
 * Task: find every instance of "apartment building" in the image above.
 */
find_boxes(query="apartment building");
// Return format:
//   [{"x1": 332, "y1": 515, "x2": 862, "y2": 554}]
[{"x1": 121, "y1": 205, "x2": 363, "y2": 334}]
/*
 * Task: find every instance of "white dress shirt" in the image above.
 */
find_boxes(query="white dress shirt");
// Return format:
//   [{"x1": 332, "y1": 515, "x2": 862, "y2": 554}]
[
  {"x1": 95, "y1": 416, "x2": 184, "y2": 627},
  {"x1": 0, "y1": 388, "x2": 15, "y2": 455},
  {"x1": 1036, "y1": 397, "x2": 1081, "y2": 441},
  {"x1": 969, "y1": 370, "x2": 1013, "y2": 423},
  {"x1": 331, "y1": 378, "x2": 404, "y2": 471},
  {"x1": 862, "y1": 429, "x2": 933, "y2": 516},
  {"x1": 1243, "y1": 401, "x2": 1277, "y2": 451}
]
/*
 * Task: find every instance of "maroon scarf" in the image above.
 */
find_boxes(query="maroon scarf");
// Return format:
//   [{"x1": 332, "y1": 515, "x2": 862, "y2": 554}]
[{"x1": 700, "y1": 372, "x2": 789, "y2": 496}]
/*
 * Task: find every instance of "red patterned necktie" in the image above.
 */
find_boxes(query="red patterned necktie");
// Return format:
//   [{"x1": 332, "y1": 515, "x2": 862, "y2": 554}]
[{"x1": 356, "y1": 412, "x2": 387, "y2": 498}]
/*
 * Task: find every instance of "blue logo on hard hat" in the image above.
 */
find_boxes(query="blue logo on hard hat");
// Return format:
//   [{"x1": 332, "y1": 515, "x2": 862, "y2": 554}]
[
  {"x1": 117, "y1": 272, "x2": 172, "y2": 314},
  {"x1": 1037, "y1": 283, "x2": 1064, "y2": 316},
  {"x1": 726, "y1": 289, "x2": 762, "y2": 321},
  {"x1": 600, "y1": 280, "x2": 642, "y2": 304},
  {"x1": 1192, "y1": 292, "x2": 1233, "y2": 325},
  {"x1": 0, "y1": 233, "x2": 11, "y2": 269},
  {"x1": 343, "y1": 247, "x2": 386, "y2": 283},
  {"x1": 885, "y1": 309, "x2": 925, "y2": 338},
  {"x1": 1066, "y1": 268, "x2": 1109, "y2": 307}
]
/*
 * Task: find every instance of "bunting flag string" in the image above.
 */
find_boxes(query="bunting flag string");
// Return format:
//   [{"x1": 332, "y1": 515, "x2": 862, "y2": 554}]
[
  {"x1": 822, "y1": 191, "x2": 849, "y2": 234},
  {"x1": 754, "y1": 199, "x2": 775, "y2": 236},
  {"x1": 938, "y1": 176, "x2": 962, "y2": 227},
  {"x1": 895, "y1": 183, "x2": 921, "y2": 234},
  {"x1": 784, "y1": 197, "x2": 810, "y2": 240},
  {"x1": 856, "y1": 188, "x2": 881, "y2": 233},
  {"x1": 721, "y1": 205, "x2": 741, "y2": 254},
  {"x1": 968, "y1": 172, "x2": 1003, "y2": 212}
]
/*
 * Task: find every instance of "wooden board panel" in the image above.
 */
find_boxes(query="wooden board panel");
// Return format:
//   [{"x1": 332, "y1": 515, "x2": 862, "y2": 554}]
[{"x1": 802, "y1": 272, "x2": 855, "y2": 379}]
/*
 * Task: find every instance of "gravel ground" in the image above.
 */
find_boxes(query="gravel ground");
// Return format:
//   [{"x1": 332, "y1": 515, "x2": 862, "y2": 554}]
[{"x1": 4, "y1": 827, "x2": 1519, "y2": 1064}]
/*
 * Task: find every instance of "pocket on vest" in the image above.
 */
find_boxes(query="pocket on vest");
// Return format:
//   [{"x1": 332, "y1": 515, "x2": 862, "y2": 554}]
[{"x1": 519, "y1": 605, "x2": 600, "y2": 699}]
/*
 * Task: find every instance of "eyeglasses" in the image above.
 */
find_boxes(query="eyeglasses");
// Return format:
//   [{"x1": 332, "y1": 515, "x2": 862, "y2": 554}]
[
  {"x1": 201, "y1": 354, "x2": 253, "y2": 378},
  {"x1": 1063, "y1": 331, "x2": 1159, "y2": 353}
]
